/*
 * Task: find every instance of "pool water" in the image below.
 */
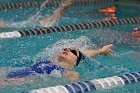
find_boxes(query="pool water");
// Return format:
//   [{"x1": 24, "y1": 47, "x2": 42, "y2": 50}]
[{"x1": 0, "y1": 1, "x2": 140, "y2": 93}]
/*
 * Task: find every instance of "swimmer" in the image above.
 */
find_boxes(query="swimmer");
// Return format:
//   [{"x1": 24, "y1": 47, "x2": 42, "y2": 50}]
[
  {"x1": 132, "y1": 27, "x2": 140, "y2": 41},
  {"x1": 0, "y1": 0, "x2": 73, "y2": 28},
  {"x1": 3, "y1": 44, "x2": 114, "y2": 85},
  {"x1": 102, "y1": 13, "x2": 117, "y2": 21},
  {"x1": 0, "y1": 44, "x2": 114, "y2": 87},
  {"x1": 98, "y1": 7, "x2": 117, "y2": 21}
]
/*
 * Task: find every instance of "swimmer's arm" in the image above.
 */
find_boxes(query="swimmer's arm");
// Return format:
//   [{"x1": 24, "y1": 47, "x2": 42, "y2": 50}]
[
  {"x1": 82, "y1": 44, "x2": 114, "y2": 57},
  {"x1": 7, "y1": 76, "x2": 36, "y2": 84},
  {"x1": 0, "y1": 77, "x2": 26, "y2": 87},
  {"x1": 40, "y1": 0, "x2": 73, "y2": 25},
  {"x1": 51, "y1": 0, "x2": 73, "y2": 20},
  {"x1": 64, "y1": 70, "x2": 80, "y2": 81}
]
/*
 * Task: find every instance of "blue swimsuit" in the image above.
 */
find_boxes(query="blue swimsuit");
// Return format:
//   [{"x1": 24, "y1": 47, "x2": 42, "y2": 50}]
[{"x1": 6, "y1": 60, "x2": 64, "y2": 78}]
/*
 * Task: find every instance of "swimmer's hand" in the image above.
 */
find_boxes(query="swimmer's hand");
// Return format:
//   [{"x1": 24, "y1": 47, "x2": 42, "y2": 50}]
[
  {"x1": 64, "y1": 70, "x2": 80, "y2": 81},
  {"x1": 99, "y1": 44, "x2": 114, "y2": 56}
]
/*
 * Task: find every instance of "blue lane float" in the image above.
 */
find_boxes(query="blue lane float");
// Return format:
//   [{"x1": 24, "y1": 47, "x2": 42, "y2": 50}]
[
  {"x1": 0, "y1": 0, "x2": 115, "y2": 10},
  {"x1": 22, "y1": 72, "x2": 140, "y2": 93},
  {"x1": 0, "y1": 17, "x2": 140, "y2": 39}
]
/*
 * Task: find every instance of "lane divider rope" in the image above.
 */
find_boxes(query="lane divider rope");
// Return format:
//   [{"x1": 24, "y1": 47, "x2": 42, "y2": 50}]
[
  {"x1": 22, "y1": 71, "x2": 140, "y2": 93},
  {"x1": 0, "y1": 0, "x2": 116, "y2": 10},
  {"x1": 0, "y1": 17, "x2": 140, "y2": 39}
]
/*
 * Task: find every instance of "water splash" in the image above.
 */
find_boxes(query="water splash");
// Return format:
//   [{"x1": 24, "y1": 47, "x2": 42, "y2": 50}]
[
  {"x1": 34, "y1": 36, "x2": 96, "y2": 62},
  {"x1": 5, "y1": 0, "x2": 51, "y2": 28}
]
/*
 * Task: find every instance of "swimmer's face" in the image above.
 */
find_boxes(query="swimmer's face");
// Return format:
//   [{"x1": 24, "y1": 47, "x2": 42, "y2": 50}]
[{"x1": 58, "y1": 48, "x2": 77, "y2": 67}]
